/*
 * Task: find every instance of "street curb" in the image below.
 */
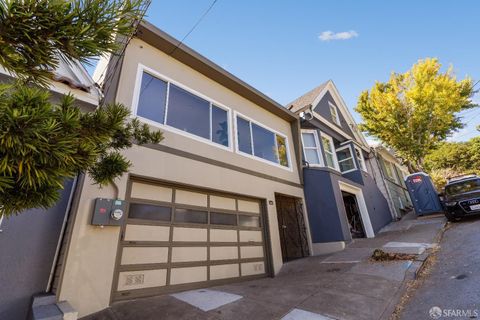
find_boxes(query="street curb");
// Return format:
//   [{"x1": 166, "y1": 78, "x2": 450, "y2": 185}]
[{"x1": 378, "y1": 220, "x2": 448, "y2": 320}]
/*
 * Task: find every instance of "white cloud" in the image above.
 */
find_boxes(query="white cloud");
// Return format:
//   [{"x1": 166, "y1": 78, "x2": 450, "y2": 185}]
[{"x1": 318, "y1": 30, "x2": 358, "y2": 41}]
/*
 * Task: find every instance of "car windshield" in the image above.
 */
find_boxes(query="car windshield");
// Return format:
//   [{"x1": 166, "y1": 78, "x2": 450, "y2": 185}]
[{"x1": 445, "y1": 179, "x2": 480, "y2": 196}]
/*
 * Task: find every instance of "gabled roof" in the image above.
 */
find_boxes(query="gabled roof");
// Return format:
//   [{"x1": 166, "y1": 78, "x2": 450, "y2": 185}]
[
  {"x1": 287, "y1": 81, "x2": 328, "y2": 113},
  {"x1": 287, "y1": 80, "x2": 369, "y2": 149}
]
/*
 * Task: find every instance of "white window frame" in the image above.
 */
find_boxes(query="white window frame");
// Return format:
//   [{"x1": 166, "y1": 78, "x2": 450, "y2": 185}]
[
  {"x1": 301, "y1": 129, "x2": 324, "y2": 167},
  {"x1": 336, "y1": 145, "x2": 357, "y2": 174},
  {"x1": 131, "y1": 63, "x2": 233, "y2": 151},
  {"x1": 329, "y1": 101, "x2": 341, "y2": 126},
  {"x1": 319, "y1": 132, "x2": 339, "y2": 171},
  {"x1": 233, "y1": 111, "x2": 292, "y2": 171},
  {"x1": 355, "y1": 146, "x2": 367, "y2": 172}
]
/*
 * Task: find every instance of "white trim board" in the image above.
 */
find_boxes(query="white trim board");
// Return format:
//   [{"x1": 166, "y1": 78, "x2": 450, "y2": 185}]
[{"x1": 338, "y1": 181, "x2": 375, "y2": 238}]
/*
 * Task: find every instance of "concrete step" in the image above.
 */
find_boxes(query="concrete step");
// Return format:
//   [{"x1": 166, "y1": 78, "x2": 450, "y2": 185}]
[
  {"x1": 31, "y1": 296, "x2": 78, "y2": 320},
  {"x1": 32, "y1": 294, "x2": 57, "y2": 308}
]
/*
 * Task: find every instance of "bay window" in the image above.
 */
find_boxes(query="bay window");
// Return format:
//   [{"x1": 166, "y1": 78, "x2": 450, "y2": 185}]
[
  {"x1": 236, "y1": 115, "x2": 290, "y2": 168},
  {"x1": 336, "y1": 145, "x2": 356, "y2": 173},
  {"x1": 135, "y1": 70, "x2": 229, "y2": 147}
]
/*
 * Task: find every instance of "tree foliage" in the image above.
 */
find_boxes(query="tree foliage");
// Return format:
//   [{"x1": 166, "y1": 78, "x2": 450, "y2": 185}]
[
  {"x1": 0, "y1": 84, "x2": 162, "y2": 216},
  {"x1": 356, "y1": 58, "x2": 476, "y2": 172},
  {"x1": 424, "y1": 137, "x2": 480, "y2": 190},
  {"x1": 0, "y1": 0, "x2": 145, "y2": 85}
]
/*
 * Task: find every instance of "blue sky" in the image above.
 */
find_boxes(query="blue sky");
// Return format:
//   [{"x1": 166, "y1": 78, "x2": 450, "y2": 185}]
[{"x1": 109, "y1": 1, "x2": 480, "y2": 141}]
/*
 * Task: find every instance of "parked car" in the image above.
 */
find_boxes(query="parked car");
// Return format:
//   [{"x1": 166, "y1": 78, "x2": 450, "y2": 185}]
[{"x1": 443, "y1": 175, "x2": 480, "y2": 221}]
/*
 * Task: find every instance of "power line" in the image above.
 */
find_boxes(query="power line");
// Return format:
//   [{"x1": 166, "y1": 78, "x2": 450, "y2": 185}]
[{"x1": 169, "y1": 0, "x2": 219, "y2": 56}]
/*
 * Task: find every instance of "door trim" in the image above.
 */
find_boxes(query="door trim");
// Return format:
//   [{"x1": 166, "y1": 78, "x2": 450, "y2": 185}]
[{"x1": 338, "y1": 181, "x2": 375, "y2": 238}]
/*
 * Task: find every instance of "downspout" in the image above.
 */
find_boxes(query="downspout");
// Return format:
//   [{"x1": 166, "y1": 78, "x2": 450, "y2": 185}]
[{"x1": 45, "y1": 175, "x2": 78, "y2": 292}]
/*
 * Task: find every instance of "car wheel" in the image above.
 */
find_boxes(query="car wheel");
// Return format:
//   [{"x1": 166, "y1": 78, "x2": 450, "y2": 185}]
[{"x1": 445, "y1": 211, "x2": 460, "y2": 222}]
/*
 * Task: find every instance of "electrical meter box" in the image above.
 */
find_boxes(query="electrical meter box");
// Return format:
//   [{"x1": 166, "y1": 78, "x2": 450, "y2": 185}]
[{"x1": 91, "y1": 198, "x2": 127, "y2": 226}]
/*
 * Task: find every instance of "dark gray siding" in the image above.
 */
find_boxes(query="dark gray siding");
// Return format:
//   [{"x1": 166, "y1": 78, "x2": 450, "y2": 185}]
[
  {"x1": 359, "y1": 171, "x2": 393, "y2": 232},
  {"x1": 312, "y1": 92, "x2": 354, "y2": 137},
  {"x1": 0, "y1": 180, "x2": 74, "y2": 320},
  {"x1": 304, "y1": 168, "x2": 350, "y2": 242}
]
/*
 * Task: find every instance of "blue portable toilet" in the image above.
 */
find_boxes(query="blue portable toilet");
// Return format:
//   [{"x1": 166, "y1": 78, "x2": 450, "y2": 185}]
[{"x1": 405, "y1": 172, "x2": 444, "y2": 216}]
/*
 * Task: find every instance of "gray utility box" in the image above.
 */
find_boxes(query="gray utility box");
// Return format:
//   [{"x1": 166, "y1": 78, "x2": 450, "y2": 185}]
[
  {"x1": 405, "y1": 172, "x2": 444, "y2": 216},
  {"x1": 91, "y1": 198, "x2": 128, "y2": 226}
]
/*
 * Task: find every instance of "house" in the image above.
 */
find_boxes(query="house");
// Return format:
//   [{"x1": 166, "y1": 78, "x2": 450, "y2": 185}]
[
  {"x1": 0, "y1": 57, "x2": 101, "y2": 320},
  {"x1": 369, "y1": 144, "x2": 413, "y2": 220},
  {"x1": 53, "y1": 21, "x2": 311, "y2": 318},
  {"x1": 287, "y1": 81, "x2": 393, "y2": 254}
]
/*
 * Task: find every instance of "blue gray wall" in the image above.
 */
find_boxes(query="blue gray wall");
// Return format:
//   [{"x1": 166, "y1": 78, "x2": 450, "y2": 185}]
[
  {"x1": 313, "y1": 92, "x2": 354, "y2": 137},
  {"x1": 0, "y1": 180, "x2": 74, "y2": 320}
]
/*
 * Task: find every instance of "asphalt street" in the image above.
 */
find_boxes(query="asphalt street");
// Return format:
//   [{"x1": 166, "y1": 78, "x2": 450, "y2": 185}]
[{"x1": 400, "y1": 216, "x2": 480, "y2": 320}]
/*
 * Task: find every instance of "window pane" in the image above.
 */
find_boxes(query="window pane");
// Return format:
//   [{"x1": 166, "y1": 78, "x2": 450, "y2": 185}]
[
  {"x1": 210, "y1": 212, "x2": 237, "y2": 226},
  {"x1": 129, "y1": 203, "x2": 171, "y2": 221},
  {"x1": 339, "y1": 159, "x2": 355, "y2": 172},
  {"x1": 325, "y1": 153, "x2": 335, "y2": 168},
  {"x1": 321, "y1": 136, "x2": 333, "y2": 153},
  {"x1": 212, "y1": 105, "x2": 229, "y2": 146},
  {"x1": 276, "y1": 135, "x2": 289, "y2": 167},
  {"x1": 167, "y1": 84, "x2": 210, "y2": 139},
  {"x1": 252, "y1": 123, "x2": 277, "y2": 163},
  {"x1": 305, "y1": 149, "x2": 320, "y2": 164},
  {"x1": 337, "y1": 148, "x2": 353, "y2": 162},
  {"x1": 174, "y1": 208, "x2": 207, "y2": 224},
  {"x1": 237, "y1": 117, "x2": 252, "y2": 154},
  {"x1": 137, "y1": 72, "x2": 167, "y2": 123},
  {"x1": 239, "y1": 215, "x2": 260, "y2": 227},
  {"x1": 302, "y1": 132, "x2": 317, "y2": 148}
]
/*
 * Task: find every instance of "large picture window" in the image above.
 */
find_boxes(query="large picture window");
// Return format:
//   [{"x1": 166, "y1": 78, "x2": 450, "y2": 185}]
[
  {"x1": 301, "y1": 130, "x2": 322, "y2": 166},
  {"x1": 236, "y1": 115, "x2": 290, "y2": 168},
  {"x1": 135, "y1": 70, "x2": 229, "y2": 148}
]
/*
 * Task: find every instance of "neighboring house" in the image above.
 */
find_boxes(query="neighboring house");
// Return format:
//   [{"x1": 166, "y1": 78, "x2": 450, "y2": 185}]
[
  {"x1": 369, "y1": 144, "x2": 413, "y2": 220},
  {"x1": 54, "y1": 21, "x2": 310, "y2": 318},
  {"x1": 288, "y1": 81, "x2": 393, "y2": 255},
  {"x1": 0, "y1": 58, "x2": 101, "y2": 320}
]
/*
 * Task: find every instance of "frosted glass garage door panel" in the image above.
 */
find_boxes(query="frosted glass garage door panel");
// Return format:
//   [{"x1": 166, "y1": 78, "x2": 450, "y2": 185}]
[
  {"x1": 130, "y1": 182, "x2": 172, "y2": 202},
  {"x1": 175, "y1": 190, "x2": 208, "y2": 207},
  {"x1": 237, "y1": 200, "x2": 260, "y2": 213},
  {"x1": 209, "y1": 196, "x2": 236, "y2": 211},
  {"x1": 241, "y1": 262, "x2": 265, "y2": 276},
  {"x1": 239, "y1": 230, "x2": 262, "y2": 242},
  {"x1": 210, "y1": 264, "x2": 240, "y2": 280},
  {"x1": 121, "y1": 247, "x2": 169, "y2": 265},
  {"x1": 210, "y1": 246, "x2": 238, "y2": 260},
  {"x1": 240, "y1": 246, "x2": 264, "y2": 259},
  {"x1": 172, "y1": 227, "x2": 207, "y2": 242},
  {"x1": 117, "y1": 269, "x2": 166, "y2": 291},
  {"x1": 210, "y1": 229, "x2": 238, "y2": 242},
  {"x1": 170, "y1": 266, "x2": 207, "y2": 285},
  {"x1": 124, "y1": 225, "x2": 170, "y2": 242},
  {"x1": 171, "y1": 247, "x2": 207, "y2": 262}
]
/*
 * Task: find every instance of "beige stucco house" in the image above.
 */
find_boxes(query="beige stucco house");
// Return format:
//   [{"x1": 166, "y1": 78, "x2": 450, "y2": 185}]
[{"x1": 54, "y1": 21, "x2": 311, "y2": 317}]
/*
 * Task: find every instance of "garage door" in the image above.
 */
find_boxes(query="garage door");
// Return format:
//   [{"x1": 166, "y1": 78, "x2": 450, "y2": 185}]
[{"x1": 112, "y1": 180, "x2": 268, "y2": 301}]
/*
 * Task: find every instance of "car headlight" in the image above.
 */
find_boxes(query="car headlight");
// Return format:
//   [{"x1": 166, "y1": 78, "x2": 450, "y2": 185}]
[{"x1": 445, "y1": 201, "x2": 457, "y2": 206}]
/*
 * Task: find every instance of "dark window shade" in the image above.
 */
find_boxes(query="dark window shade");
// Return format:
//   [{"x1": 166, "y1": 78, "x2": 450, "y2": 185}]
[
  {"x1": 174, "y1": 208, "x2": 208, "y2": 224},
  {"x1": 212, "y1": 105, "x2": 229, "y2": 146},
  {"x1": 129, "y1": 203, "x2": 171, "y2": 221},
  {"x1": 210, "y1": 212, "x2": 237, "y2": 226},
  {"x1": 237, "y1": 117, "x2": 252, "y2": 154}
]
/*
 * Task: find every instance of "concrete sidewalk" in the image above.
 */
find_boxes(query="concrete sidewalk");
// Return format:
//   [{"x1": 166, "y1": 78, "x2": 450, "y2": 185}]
[{"x1": 84, "y1": 213, "x2": 446, "y2": 320}]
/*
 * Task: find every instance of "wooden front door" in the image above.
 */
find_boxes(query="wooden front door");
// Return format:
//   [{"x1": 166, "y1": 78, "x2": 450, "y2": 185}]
[{"x1": 275, "y1": 195, "x2": 309, "y2": 262}]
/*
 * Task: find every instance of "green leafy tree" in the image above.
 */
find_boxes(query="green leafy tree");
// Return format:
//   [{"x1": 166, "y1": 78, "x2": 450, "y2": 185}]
[
  {"x1": 356, "y1": 58, "x2": 476, "y2": 172},
  {"x1": 0, "y1": 0, "x2": 163, "y2": 216}
]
